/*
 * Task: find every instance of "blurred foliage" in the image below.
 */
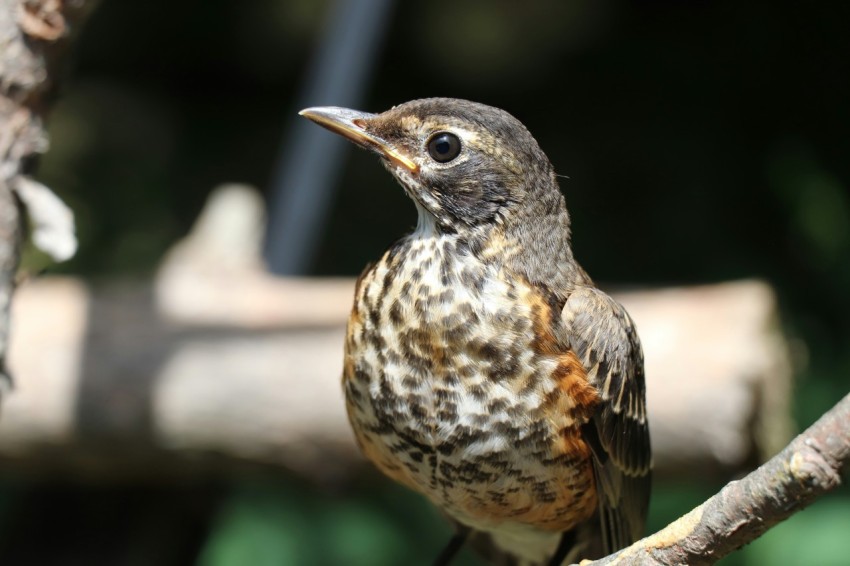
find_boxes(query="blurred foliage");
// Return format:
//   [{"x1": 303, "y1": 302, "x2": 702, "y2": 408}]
[
  {"x1": 197, "y1": 478, "x2": 467, "y2": 566},
  {"x1": 7, "y1": 0, "x2": 850, "y2": 564}
]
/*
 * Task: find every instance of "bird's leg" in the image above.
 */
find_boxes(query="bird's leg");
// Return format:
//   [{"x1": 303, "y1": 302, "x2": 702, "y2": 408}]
[
  {"x1": 432, "y1": 526, "x2": 471, "y2": 566},
  {"x1": 547, "y1": 530, "x2": 577, "y2": 566}
]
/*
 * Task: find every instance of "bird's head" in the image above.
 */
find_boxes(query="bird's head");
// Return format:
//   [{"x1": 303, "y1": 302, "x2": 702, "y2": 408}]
[
  {"x1": 300, "y1": 98, "x2": 568, "y2": 237},
  {"x1": 301, "y1": 98, "x2": 581, "y2": 288}
]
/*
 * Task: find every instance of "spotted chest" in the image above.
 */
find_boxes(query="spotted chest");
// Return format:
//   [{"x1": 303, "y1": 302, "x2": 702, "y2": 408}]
[{"x1": 342, "y1": 232, "x2": 600, "y2": 533}]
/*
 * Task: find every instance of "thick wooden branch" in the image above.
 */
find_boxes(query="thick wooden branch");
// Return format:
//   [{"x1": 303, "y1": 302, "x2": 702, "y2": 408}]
[
  {"x1": 588, "y1": 393, "x2": 850, "y2": 566},
  {"x1": 0, "y1": 185, "x2": 795, "y2": 480}
]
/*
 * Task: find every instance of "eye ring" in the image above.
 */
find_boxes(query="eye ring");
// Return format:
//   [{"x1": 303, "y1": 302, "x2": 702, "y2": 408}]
[{"x1": 426, "y1": 132, "x2": 461, "y2": 163}]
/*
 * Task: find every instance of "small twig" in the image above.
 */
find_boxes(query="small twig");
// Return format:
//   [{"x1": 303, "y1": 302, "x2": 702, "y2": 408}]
[{"x1": 584, "y1": 393, "x2": 850, "y2": 565}]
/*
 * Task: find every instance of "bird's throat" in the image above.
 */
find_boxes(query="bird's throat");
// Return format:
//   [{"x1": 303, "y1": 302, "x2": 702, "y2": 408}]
[{"x1": 412, "y1": 201, "x2": 440, "y2": 238}]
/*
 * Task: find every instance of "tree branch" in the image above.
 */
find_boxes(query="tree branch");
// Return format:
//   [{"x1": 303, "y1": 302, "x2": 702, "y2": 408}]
[
  {"x1": 586, "y1": 393, "x2": 850, "y2": 565},
  {"x1": 1, "y1": 186, "x2": 795, "y2": 482},
  {"x1": 0, "y1": 0, "x2": 86, "y2": 399}
]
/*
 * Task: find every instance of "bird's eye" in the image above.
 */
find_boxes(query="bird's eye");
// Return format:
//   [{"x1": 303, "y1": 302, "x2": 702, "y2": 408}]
[{"x1": 427, "y1": 132, "x2": 461, "y2": 163}]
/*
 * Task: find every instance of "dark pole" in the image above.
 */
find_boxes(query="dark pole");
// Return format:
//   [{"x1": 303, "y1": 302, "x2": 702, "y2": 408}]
[{"x1": 264, "y1": 0, "x2": 395, "y2": 275}]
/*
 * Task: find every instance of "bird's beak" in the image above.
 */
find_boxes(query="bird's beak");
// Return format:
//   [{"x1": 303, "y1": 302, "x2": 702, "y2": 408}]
[{"x1": 299, "y1": 106, "x2": 418, "y2": 173}]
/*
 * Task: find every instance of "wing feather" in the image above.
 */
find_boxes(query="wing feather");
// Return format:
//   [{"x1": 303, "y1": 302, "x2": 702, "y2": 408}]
[{"x1": 561, "y1": 286, "x2": 652, "y2": 554}]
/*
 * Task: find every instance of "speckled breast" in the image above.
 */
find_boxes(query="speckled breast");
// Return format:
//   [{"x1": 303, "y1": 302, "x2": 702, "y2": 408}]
[{"x1": 342, "y1": 234, "x2": 600, "y2": 532}]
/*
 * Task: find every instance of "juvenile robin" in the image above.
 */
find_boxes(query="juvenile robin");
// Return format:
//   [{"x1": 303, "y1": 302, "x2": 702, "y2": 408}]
[{"x1": 300, "y1": 98, "x2": 651, "y2": 565}]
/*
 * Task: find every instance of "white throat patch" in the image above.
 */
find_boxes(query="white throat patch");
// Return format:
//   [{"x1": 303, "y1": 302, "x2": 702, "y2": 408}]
[{"x1": 412, "y1": 201, "x2": 439, "y2": 238}]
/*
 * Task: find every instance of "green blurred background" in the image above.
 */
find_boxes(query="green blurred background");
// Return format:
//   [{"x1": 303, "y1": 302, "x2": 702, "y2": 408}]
[{"x1": 3, "y1": 0, "x2": 849, "y2": 564}]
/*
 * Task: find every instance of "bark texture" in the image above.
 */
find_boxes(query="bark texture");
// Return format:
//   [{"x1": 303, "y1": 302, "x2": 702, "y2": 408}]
[{"x1": 0, "y1": 0, "x2": 86, "y2": 398}]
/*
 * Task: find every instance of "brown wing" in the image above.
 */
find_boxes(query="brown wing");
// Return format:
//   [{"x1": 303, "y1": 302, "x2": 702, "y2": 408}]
[{"x1": 561, "y1": 286, "x2": 652, "y2": 554}]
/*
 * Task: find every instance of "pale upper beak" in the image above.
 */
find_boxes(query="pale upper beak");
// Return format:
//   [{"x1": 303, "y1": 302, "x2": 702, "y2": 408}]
[{"x1": 299, "y1": 106, "x2": 419, "y2": 173}]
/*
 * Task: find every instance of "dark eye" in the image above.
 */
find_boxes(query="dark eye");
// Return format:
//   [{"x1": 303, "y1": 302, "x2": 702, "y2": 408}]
[{"x1": 427, "y1": 132, "x2": 461, "y2": 163}]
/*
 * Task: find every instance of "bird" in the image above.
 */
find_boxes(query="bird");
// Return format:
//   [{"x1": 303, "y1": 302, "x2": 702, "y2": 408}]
[{"x1": 299, "y1": 98, "x2": 651, "y2": 565}]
